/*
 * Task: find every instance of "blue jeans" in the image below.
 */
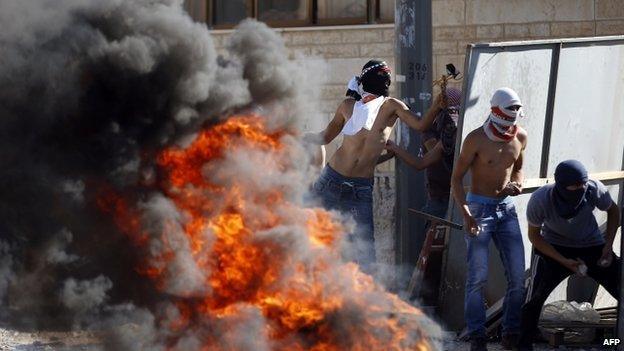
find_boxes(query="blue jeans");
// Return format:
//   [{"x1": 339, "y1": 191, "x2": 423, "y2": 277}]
[
  {"x1": 312, "y1": 165, "x2": 375, "y2": 272},
  {"x1": 464, "y1": 193, "x2": 525, "y2": 337}
]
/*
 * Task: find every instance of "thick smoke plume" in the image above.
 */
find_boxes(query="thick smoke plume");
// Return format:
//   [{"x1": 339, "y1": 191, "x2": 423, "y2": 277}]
[{"x1": 0, "y1": 0, "x2": 440, "y2": 349}]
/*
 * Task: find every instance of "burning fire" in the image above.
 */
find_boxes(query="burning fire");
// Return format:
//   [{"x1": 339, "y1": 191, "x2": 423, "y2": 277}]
[{"x1": 99, "y1": 115, "x2": 436, "y2": 350}]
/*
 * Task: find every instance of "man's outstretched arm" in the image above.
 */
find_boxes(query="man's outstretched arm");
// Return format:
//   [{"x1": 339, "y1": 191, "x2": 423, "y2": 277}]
[
  {"x1": 386, "y1": 140, "x2": 443, "y2": 171},
  {"x1": 303, "y1": 100, "x2": 348, "y2": 145},
  {"x1": 390, "y1": 98, "x2": 439, "y2": 132}
]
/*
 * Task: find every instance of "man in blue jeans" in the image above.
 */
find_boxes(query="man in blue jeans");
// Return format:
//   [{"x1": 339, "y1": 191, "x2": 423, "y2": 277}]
[
  {"x1": 451, "y1": 88, "x2": 528, "y2": 351},
  {"x1": 305, "y1": 60, "x2": 439, "y2": 273}
]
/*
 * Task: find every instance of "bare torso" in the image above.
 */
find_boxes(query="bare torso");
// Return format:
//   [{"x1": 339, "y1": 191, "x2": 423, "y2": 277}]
[
  {"x1": 328, "y1": 98, "x2": 397, "y2": 178},
  {"x1": 468, "y1": 127, "x2": 527, "y2": 197}
]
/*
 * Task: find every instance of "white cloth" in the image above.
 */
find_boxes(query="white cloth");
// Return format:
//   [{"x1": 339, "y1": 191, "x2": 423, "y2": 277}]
[
  {"x1": 347, "y1": 76, "x2": 362, "y2": 96},
  {"x1": 489, "y1": 87, "x2": 524, "y2": 127},
  {"x1": 341, "y1": 93, "x2": 386, "y2": 136}
]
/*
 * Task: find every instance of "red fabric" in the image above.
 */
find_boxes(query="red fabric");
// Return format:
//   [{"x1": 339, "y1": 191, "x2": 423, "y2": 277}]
[
  {"x1": 488, "y1": 122, "x2": 518, "y2": 142},
  {"x1": 491, "y1": 106, "x2": 516, "y2": 122},
  {"x1": 362, "y1": 95, "x2": 378, "y2": 103}
]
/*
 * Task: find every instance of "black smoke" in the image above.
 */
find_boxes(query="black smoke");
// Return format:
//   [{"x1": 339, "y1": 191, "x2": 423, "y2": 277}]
[{"x1": 0, "y1": 0, "x2": 301, "y2": 333}]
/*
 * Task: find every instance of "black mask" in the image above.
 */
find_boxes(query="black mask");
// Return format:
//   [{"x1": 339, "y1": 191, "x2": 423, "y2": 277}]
[
  {"x1": 552, "y1": 184, "x2": 588, "y2": 219},
  {"x1": 552, "y1": 160, "x2": 590, "y2": 219},
  {"x1": 359, "y1": 60, "x2": 391, "y2": 97}
]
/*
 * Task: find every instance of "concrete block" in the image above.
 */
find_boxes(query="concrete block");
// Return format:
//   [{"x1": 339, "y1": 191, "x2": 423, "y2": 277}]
[
  {"x1": 550, "y1": 21, "x2": 595, "y2": 37},
  {"x1": 504, "y1": 23, "x2": 550, "y2": 39},
  {"x1": 466, "y1": 0, "x2": 593, "y2": 25},
  {"x1": 382, "y1": 28, "x2": 395, "y2": 42},
  {"x1": 433, "y1": 40, "x2": 459, "y2": 54},
  {"x1": 466, "y1": 0, "x2": 550, "y2": 24},
  {"x1": 596, "y1": 0, "x2": 624, "y2": 19},
  {"x1": 433, "y1": 0, "x2": 466, "y2": 27},
  {"x1": 552, "y1": 0, "x2": 595, "y2": 21},
  {"x1": 434, "y1": 25, "x2": 477, "y2": 40},
  {"x1": 341, "y1": 28, "x2": 384, "y2": 43},
  {"x1": 596, "y1": 19, "x2": 624, "y2": 34},
  {"x1": 360, "y1": 42, "x2": 395, "y2": 57},
  {"x1": 476, "y1": 24, "x2": 504, "y2": 39},
  {"x1": 290, "y1": 30, "x2": 342, "y2": 45},
  {"x1": 310, "y1": 44, "x2": 360, "y2": 59}
]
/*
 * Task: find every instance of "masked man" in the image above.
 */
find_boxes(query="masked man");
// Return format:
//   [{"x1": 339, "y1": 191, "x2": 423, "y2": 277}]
[
  {"x1": 516, "y1": 160, "x2": 621, "y2": 350},
  {"x1": 304, "y1": 60, "x2": 438, "y2": 273},
  {"x1": 385, "y1": 87, "x2": 462, "y2": 218},
  {"x1": 451, "y1": 87, "x2": 528, "y2": 351}
]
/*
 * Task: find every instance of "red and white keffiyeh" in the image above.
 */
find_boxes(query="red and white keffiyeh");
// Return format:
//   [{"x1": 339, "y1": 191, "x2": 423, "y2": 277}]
[{"x1": 483, "y1": 87, "x2": 524, "y2": 142}]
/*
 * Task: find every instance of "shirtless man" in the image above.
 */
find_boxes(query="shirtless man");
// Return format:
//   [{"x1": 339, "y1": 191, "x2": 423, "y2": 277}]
[
  {"x1": 451, "y1": 88, "x2": 528, "y2": 351},
  {"x1": 305, "y1": 60, "x2": 437, "y2": 273}
]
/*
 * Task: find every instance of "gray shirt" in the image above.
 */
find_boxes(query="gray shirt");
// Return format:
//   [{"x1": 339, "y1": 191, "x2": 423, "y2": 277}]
[{"x1": 526, "y1": 179, "x2": 613, "y2": 247}]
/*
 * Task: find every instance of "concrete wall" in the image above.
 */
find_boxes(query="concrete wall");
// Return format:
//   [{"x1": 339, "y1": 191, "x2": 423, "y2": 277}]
[{"x1": 195, "y1": 0, "x2": 624, "y2": 284}]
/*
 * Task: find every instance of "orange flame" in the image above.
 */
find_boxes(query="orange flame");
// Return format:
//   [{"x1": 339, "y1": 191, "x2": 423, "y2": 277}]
[{"x1": 99, "y1": 115, "x2": 436, "y2": 350}]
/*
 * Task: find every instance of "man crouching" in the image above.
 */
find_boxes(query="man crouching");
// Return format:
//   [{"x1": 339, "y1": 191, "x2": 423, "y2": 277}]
[{"x1": 516, "y1": 160, "x2": 621, "y2": 350}]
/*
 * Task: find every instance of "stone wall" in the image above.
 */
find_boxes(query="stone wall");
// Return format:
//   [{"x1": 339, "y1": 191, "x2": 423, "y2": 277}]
[{"x1": 431, "y1": 0, "x2": 624, "y2": 90}]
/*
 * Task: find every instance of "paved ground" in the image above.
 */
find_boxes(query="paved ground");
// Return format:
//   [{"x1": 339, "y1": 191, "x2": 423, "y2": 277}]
[{"x1": 0, "y1": 327, "x2": 614, "y2": 350}]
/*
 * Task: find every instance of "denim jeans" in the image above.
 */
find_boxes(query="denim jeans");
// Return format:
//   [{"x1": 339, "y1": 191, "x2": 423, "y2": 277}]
[
  {"x1": 312, "y1": 165, "x2": 375, "y2": 273},
  {"x1": 464, "y1": 193, "x2": 525, "y2": 338}
]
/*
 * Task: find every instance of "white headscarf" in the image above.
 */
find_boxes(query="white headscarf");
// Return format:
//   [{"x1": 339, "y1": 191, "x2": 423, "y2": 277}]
[
  {"x1": 488, "y1": 87, "x2": 523, "y2": 127},
  {"x1": 483, "y1": 87, "x2": 523, "y2": 142},
  {"x1": 341, "y1": 76, "x2": 385, "y2": 136}
]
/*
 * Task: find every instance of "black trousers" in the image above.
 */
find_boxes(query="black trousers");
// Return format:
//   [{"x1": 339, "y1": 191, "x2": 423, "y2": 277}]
[{"x1": 518, "y1": 244, "x2": 621, "y2": 346}]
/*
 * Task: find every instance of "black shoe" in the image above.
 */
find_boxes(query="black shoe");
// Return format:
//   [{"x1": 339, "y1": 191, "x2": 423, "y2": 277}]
[
  {"x1": 470, "y1": 336, "x2": 487, "y2": 351},
  {"x1": 501, "y1": 333, "x2": 519, "y2": 350}
]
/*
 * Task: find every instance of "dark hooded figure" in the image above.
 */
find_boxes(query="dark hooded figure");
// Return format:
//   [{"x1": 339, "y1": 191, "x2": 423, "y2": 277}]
[{"x1": 517, "y1": 160, "x2": 621, "y2": 350}]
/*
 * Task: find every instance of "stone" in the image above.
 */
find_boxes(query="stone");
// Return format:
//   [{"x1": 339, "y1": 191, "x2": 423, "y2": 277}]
[
  {"x1": 550, "y1": 21, "x2": 595, "y2": 37},
  {"x1": 595, "y1": 0, "x2": 624, "y2": 19}
]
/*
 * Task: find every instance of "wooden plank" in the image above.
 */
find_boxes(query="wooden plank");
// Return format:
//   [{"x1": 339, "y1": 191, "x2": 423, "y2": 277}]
[
  {"x1": 408, "y1": 208, "x2": 463, "y2": 230},
  {"x1": 462, "y1": 171, "x2": 624, "y2": 192}
]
